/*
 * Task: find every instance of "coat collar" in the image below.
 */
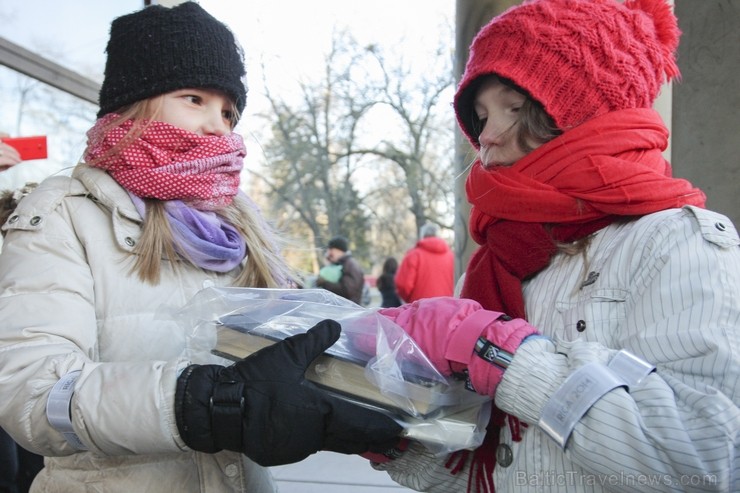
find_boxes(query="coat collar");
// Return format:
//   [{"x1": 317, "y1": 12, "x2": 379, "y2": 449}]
[{"x1": 72, "y1": 165, "x2": 141, "y2": 222}]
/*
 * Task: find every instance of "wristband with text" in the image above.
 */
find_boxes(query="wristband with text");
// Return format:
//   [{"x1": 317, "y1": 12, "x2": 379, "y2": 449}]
[{"x1": 46, "y1": 370, "x2": 87, "y2": 451}]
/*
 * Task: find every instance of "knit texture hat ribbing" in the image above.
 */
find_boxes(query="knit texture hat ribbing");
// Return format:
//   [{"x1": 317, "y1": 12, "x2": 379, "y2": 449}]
[
  {"x1": 454, "y1": 0, "x2": 681, "y2": 148},
  {"x1": 98, "y1": 2, "x2": 246, "y2": 118}
]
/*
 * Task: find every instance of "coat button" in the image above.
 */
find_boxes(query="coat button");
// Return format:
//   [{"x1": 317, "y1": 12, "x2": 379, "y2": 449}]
[
  {"x1": 29, "y1": 216, "x2": 42, "y2": 226},
  {"x1": 576, "y1": 320, "x2": 587, "y2": 332},
  {"x1": 495, "y1": 443, "x2": 513, "y2": 467},
  {"x1": 8, "y1": 215, "x2": 18, "y2": 223},
  {"x1": 715, "y1": 222, "x2": 727, "y2": 232},
  {"x1": 124, "y1": 237, "x2": 136, "y2": 247},
  {"x1": 224, "y1": 463, "x2": 238, "y2": 477}
]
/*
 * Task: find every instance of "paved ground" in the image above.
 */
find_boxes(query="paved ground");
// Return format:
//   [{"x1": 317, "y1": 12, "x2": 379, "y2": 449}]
[{"x1": 271, "y1": 451, "x2": 415, "y2": 492}]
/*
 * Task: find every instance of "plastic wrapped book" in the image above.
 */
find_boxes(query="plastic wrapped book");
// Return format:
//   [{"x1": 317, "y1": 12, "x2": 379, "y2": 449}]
[{"x1": 175, "y1": 286, "x2": 490, "y2": 455}]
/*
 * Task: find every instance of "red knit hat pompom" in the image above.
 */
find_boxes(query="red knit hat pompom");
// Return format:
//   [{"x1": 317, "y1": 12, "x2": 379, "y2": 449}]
[
  {"x1": 625, "y1": 0, "x2": 681, "y2": 80},
  {"x1": 454, "y1": 0, "x2": 681, "y2": 148}
]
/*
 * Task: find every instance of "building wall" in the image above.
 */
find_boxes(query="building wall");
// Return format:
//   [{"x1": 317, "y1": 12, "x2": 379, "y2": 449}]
[{"x1": 672, "y1": 0, "x2": 740, "y2": 225}]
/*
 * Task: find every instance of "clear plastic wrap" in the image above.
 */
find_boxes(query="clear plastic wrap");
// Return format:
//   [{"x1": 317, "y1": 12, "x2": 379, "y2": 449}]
[{"x1": 175, "y1": 286, "x2": 490, "y2": 454}]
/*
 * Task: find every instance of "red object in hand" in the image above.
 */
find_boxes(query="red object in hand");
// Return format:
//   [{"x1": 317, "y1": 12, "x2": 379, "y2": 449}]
[{"x1": 0, "y1": 136, "x2": 48, "y2": 160}]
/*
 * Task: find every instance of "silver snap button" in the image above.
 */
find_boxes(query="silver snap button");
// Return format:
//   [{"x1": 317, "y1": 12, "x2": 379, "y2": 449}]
[
  {"x1": 8, "y1": 215, "x2": 19, "y2": 223},
  {"x1": 715, "y1": 222, "x2": 726, "y2": 232},
  {"x1": 576, "y1": 320, "x2": 587, "y2": 332},
  {"x1": 495, "y1": 443, "x2": 513, "y2": 467},
  {"x1": 29, "y1": 216, "x2": 42, "y2": 226},
  {"x1": 224, "y1": 463, "x2": 238, "y2": 477},
  {"x1": 124, "y1": 237, "x2": 136, "y2": 247}
]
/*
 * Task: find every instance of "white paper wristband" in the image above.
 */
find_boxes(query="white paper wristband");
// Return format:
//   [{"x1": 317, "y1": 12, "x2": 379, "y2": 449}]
[
  {"x1": 46, "y1": 370, "x2": 88, "y2": 451},
  {"x1": 539, "y1": 362, "x2": 627, "y2": 449}
]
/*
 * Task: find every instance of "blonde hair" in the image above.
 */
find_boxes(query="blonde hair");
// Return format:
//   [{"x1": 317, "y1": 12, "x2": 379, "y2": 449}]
[{"x1": 85, "y1": 97, "x2": 293, "y2": 287}]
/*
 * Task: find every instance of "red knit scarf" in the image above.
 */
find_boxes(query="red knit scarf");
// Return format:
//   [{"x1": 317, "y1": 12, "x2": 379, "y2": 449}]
[
  {"x1": 458, "y1": 108, "x2": 706, "y2": 492},
  {"x1": 84, "y1": 114, "x2": 246, "y2": 210}
]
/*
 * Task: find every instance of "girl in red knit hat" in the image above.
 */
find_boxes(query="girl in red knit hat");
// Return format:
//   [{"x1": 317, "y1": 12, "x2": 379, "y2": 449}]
[{"x1": 371, "y1": 0, "x2": 739, "y2": 491}]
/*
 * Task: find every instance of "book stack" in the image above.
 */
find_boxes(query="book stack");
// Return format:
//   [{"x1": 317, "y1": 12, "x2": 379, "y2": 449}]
[{"x1": 212, "y1": 315, "x2": 488, "y2": 453}]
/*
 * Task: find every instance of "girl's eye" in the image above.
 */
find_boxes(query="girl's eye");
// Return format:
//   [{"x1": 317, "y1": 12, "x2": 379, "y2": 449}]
[
  {"x1": 477, "y1": 117, "x2": 488, "y2": 133},
  {"x1": 184, "y1": 95, "x2": 202, "y2": 104},
  {"x1": 222, "y1": 110, "x2": 234, "y2": 121},
  {"x1": 511, "y1": 106, "x2": 521, "y2": 113}
]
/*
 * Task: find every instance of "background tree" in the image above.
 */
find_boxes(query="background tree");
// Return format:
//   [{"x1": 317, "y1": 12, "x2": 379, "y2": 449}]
[
  {"x1": 257, "y1": 32, "x2": 383, "y2": 271},
  {"x1": 254, "y1": 28, "x2": 456, "y2": 276},
  {"x1": 360, "y1": 40, "x2": 456, "y2": 245}
]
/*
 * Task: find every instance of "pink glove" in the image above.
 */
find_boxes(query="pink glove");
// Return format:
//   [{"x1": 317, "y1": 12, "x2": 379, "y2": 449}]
[{"x1": 379, "y1": 297, "x2": 538, "y2": 397}]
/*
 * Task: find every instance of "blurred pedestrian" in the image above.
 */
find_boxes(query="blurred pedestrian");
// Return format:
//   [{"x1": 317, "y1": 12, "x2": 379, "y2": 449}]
[
  {"x1": 315, "y1": 235, "x2": 366, "y2": 305},
  {"x1": 395, "y1": 222, "x2": 454, "y2": 302},
  {"x1": 376, "y1": 257, "x2": 402, "y2": 308}
]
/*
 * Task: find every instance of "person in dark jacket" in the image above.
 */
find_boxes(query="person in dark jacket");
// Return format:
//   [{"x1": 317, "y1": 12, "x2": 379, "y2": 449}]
[
  {"x1": 315, "y1": 236, "x2": 366, "y2": 305},
  {"x1": 376, "y1": 257, "x2": 402, "y2": 308}
]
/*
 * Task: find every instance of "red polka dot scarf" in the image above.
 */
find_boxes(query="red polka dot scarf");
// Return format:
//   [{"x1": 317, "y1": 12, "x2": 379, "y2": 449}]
[{"x1": 84, "y1": 114, "x2": 245, "y2": 210}]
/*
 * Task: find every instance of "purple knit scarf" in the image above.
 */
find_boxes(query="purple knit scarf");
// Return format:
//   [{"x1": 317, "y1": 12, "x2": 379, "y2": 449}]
[{"x1": 129, "y1": 193, "x2": 246, "y2": 272}]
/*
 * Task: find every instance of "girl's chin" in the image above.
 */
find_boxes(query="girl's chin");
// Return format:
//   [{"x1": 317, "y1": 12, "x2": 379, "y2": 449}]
[
  {"x1": 480, "y1": 160, "x2": 512, "y2": 169},
  {"x1": 479, "y1": 149, "x2": 514, "y2": 168}
]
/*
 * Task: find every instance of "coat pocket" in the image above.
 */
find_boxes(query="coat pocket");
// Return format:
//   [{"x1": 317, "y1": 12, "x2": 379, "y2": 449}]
[{"x1": 556, "y1": 288, "x2": 628, "y2": 346}]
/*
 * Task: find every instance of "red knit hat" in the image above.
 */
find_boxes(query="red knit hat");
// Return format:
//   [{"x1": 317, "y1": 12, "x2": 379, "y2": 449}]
[{"x1": 454, "y1": 0, "x2": 681, "y2": 148}]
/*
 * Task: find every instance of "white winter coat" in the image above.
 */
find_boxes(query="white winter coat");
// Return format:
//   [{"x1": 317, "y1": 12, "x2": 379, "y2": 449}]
[
  {"x1": 0, "y1": 166, "x2": 277, "y2": 492},
  {"x1": 377, "y1": 207, "x2": 740, "y2": 492}
]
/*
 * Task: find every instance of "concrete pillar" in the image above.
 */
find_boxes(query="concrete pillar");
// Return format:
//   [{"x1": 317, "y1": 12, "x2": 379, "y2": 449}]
[{"x1": 672, "y1": 0, "x2": 740, "y2": 225}]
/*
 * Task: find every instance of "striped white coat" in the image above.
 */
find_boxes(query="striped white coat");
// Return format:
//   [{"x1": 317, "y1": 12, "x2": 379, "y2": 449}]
[{"x1": 378, "y1": 206, "x2": 739, "y2": 492}]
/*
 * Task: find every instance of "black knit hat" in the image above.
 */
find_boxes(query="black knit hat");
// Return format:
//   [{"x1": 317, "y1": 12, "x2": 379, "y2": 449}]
[
  {"x1": 327, "y1": 236, "x2": 349, "y2": 252},
  {"x1": 97, "y1": 2, "x2": 246, "y2": 118}
]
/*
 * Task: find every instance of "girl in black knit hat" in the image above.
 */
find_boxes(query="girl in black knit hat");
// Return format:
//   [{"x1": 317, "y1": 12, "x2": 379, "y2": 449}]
[{"x1": 0, "y1": 3, "x2": 401, "y2": 492}]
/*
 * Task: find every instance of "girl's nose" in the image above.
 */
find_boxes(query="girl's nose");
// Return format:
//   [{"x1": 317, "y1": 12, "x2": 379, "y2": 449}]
[
  {"x1": 203, "y1": 110, "x2": 230, "y2": 136},
  {"x1": 478, "y1": 118, "x2": 505, "y2": 146}
]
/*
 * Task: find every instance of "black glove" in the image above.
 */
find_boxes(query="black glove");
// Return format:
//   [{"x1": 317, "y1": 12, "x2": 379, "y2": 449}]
[{"x1": 175, "y1": 319, "x2": 402, "y2": 466}]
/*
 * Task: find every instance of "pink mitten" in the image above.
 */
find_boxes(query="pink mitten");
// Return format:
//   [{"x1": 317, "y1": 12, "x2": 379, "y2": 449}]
[{"x1": 379, "y1": 297, "x2": 538, "y2": 396}]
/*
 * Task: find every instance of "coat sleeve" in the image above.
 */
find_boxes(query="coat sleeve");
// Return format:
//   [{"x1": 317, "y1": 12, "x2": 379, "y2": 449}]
[
  {"x1": 0, "y1": 185, "x2": 187, "y2": 457},
  {"x1": 395, "y1": 249, "x2": 419, "y2": 302},
  {"x1": 371, "y1": 441, "x2": 471, "y2": 492},
  {"x1": 495, "y1": 208, "x2": 740, "y2": 492}
]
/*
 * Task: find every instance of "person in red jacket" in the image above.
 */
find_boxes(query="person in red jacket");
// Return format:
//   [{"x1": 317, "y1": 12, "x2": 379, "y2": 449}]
[{"x1": 395, "y1": 222, "x2": 454, "y2": 303}]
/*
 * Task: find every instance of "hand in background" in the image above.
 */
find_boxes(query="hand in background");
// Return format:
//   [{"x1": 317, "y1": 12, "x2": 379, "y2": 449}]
[{"x1": 0, "y1": 133, "x2": 22, "y2": 171}]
